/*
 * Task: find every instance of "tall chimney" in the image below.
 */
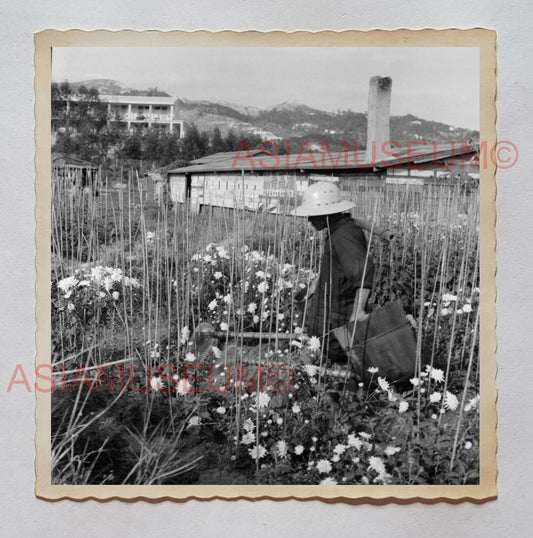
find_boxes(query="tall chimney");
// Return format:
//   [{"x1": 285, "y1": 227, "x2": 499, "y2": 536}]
[{"x1": 365, "y1": 76, "x2": 392, "y2": 164}]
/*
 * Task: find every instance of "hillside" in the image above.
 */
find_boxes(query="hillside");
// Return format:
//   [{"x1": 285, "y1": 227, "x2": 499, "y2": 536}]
[
  {"x1": 57, "y1": 79, "x2": 478, "y2": 147},
  {"x1": 176, "y1": 97, "x2": 478, "y2": 148},
  {"x1": 67, "y1": 79, "x2": 170, "y2": 97}
]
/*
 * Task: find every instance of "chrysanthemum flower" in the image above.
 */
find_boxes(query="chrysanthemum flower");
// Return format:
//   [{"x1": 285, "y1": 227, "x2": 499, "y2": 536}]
[
  {"x1": 333, "y1": 444, "x2": 347, "y2": 455},
  {"x1": 276, "y1": 440, "x2": 288, "y2": 458},
  {"x1": 180, "y1": 326, "x2": 190, "y2": 345},
  {"x1": 377, "y1": 377, "x2": 390, "y2": 392},
  {"x1": 208, "y1": 299, "x2": 218, "y2": 311},
  {"x1": 240, "y1": 432, "x2": 255, "y2": 445},
  {"x1": 185, "y1": 352, "x2": 196, "y2": 362},
  {"x1": 398, "y1": 401, "x2": 409, "y2": 413},
  {"x1": 213, "y1": 271, "x2": 223, "y2": 280},
  {"x1": 215, "y1": 406, "x2": 226, "y2": 415},
  {"x1": 242, "y1": 418, "x2": 254, "y2": 432},
  {"x1": 303, "y1": 364, "x2": 319, "y2": 378},
  {"x1": 368, "y1": 456, "x2": 386, "y2": 475},
  {"x1": 410, "y1": 377, "x2": 420, "y2": 386},
  {"x1": 57, "y1": 276, "x2": 79, "y2": 295},
  {"x1": 442, "y1": 293, "x2": 458, "y2": 303},
  {"x1": 316, "y1": 459, "x2": 333, "y2": 474},
  {"x1": 187, "y1": 416, "x2": 200, "y2": 427},
  {"x1": 257, "y1": 392, "x2": 271, "y2": 408},
  {"x1": 444, "y1": 391, "x2": 459, "y2": 411},
  {"x1": 425, "y1": 365, "x2": 445, "y2": 383},
  {"x1": 384, "y1": 446, "x2": 401, "y2": 456},
  {"x1": 347, "y1": 434, "x2": 362, "y2": 449},
  {"x1": 429, "y1": 392, "x2": 442, "y2": 403},
  {"x1": 150, "y1": 376, "x2": 162, "y2": 392},
  {"x1": 211, "y1": 346, "x2": 222, "y2": 359},
  {"x1": 291, "y1": 403, "x2": 301, "y2": 414},
  {"x1": 294, "y1": 445, "x2": 304, "y2": 455},
  {"x1": 308, "y1": 336, "x2": 321, "y2": 352},
  {"x1": 367, "y1": 366, "x2": 379, "y2": 374},
  {"x1": 257, "y1": 281, "x2": 269, "y2": 294},
  {"x1": 248, "y1": 445, "x2": 267, "y2": 459},
  {"x1": 220, "y1": 322, "x2": 229, "y2": 331},
  {"x1": 464, "y1": 394, "x2": 480, "y2": 412},
  {"x1": 176, "y1": 378, "x2": 190, "y2": 395},
  {"x1": 247, "y1": 302, "x2": 257, "y2": 314}
]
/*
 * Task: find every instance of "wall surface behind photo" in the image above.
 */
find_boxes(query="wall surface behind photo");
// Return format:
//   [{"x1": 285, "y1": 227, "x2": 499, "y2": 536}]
[{"x1": 1, "y1": 1, "x2": 532, "y2": 536}]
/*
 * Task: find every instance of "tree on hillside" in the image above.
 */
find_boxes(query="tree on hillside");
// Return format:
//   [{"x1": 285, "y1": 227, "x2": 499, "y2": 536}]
[
  {"x1": 210, "y1": 127, "x2": 225, "y2": 154},
  {"x1": 52, "y1": 81, "x2": 120, "y2": 164},
  {"x1": 181, "y1": 124, "x2": 209, "y2": 161}
]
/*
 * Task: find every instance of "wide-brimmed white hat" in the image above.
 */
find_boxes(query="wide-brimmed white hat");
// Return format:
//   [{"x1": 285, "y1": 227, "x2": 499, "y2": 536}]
[{"x1": 291, "y1": 182, "x2": 355, "y2": 216}]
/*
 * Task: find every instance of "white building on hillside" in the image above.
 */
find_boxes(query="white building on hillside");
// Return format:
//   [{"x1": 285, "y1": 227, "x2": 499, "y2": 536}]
[{"x1": 102, "y1": 95, "x2": 187, "y2": 137}]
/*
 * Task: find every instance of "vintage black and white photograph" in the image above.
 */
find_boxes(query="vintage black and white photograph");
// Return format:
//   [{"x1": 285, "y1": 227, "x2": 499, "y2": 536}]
[{"x1": 38, "y1": 30, "x2": 495, "y2": 498}]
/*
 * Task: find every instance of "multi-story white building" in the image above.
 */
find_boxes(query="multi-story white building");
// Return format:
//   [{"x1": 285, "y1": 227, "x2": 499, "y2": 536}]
[{"x1": 102, "y1": 95, "x2": 187, "y2": 137}]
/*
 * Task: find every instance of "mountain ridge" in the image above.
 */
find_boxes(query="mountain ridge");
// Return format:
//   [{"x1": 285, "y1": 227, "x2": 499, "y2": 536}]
[{"x1": 56, "y1": 78, "x2": 479, "y2": 146}]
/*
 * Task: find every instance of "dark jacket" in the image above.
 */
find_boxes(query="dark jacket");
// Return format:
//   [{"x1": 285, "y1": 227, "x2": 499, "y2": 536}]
[{"x1": 307, "y1": 215, "x2": 375, "y2": 335}]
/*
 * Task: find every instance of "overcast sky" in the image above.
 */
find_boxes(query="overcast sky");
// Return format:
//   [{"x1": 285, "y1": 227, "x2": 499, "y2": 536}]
[{"x1": 52, "y1": 47, "x2": 479, "y2": 130}]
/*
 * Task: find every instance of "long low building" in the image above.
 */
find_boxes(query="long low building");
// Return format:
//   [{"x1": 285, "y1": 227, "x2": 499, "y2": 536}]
[
  {"x1": 167, "y1": 76, "x2": 479, "y2": 212},
  {"x1": 167, "y1": 141, "x2": 480, "y2": 212}
]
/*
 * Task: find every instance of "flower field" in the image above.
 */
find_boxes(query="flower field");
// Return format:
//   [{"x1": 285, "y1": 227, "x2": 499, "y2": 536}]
[{"x1": 51, "y1": 177, "x2": 480, "y2": 485}]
